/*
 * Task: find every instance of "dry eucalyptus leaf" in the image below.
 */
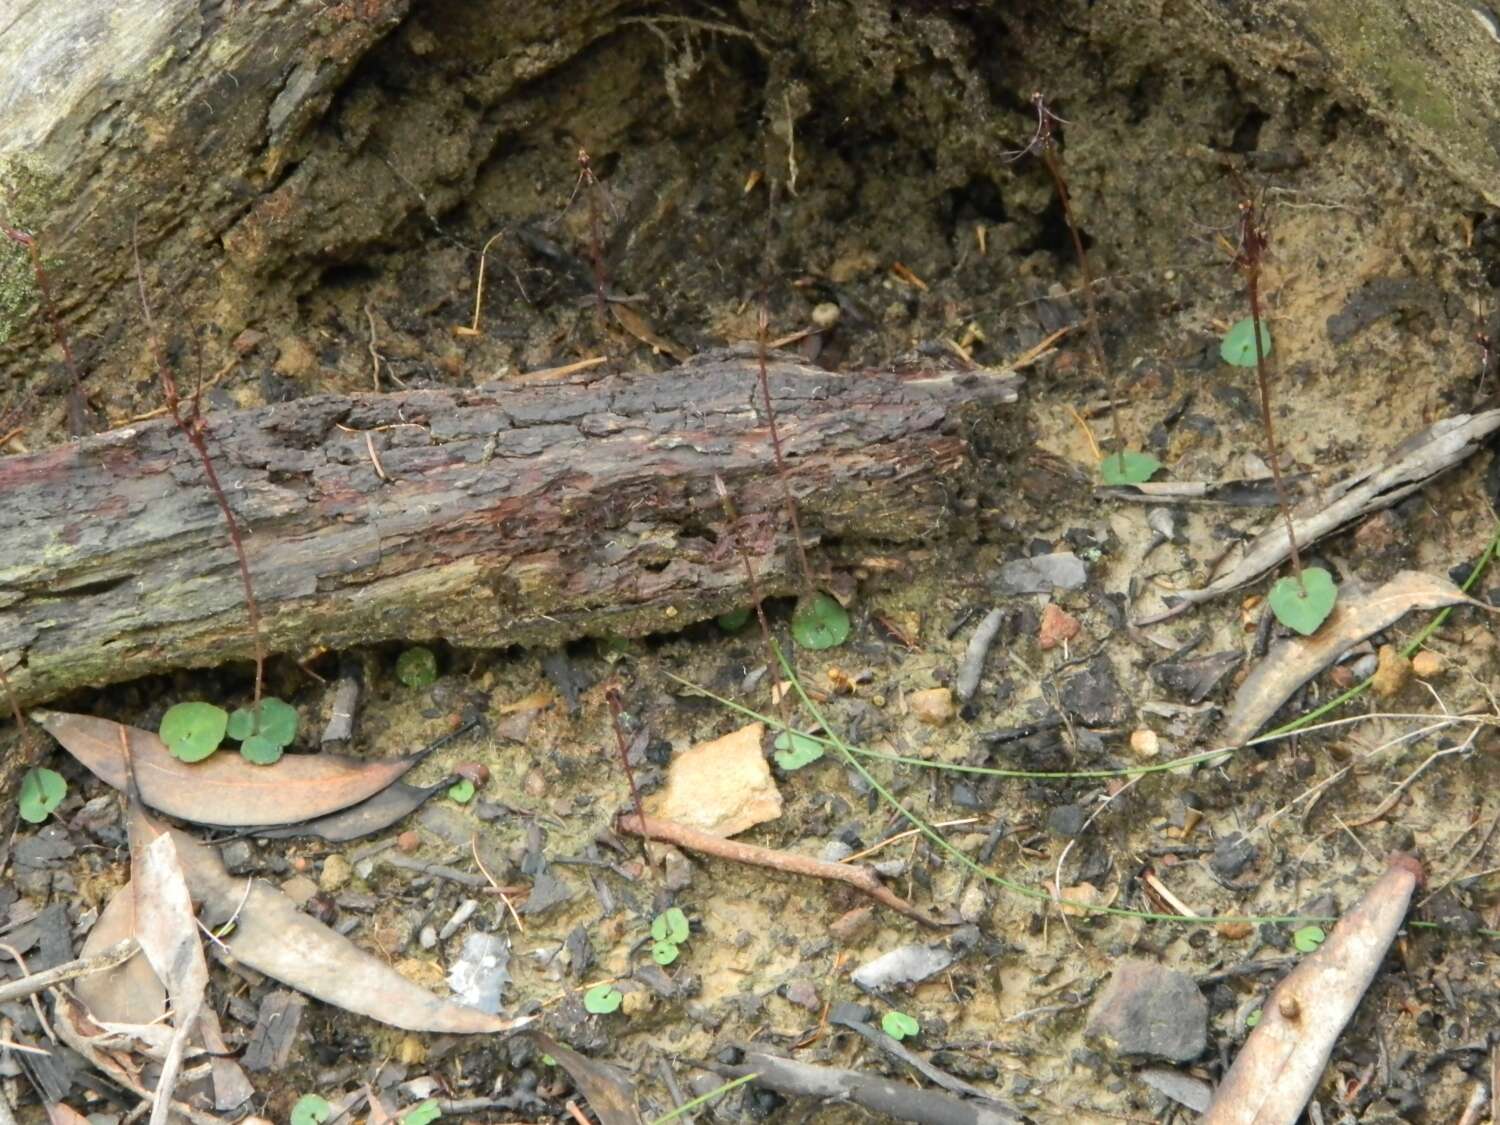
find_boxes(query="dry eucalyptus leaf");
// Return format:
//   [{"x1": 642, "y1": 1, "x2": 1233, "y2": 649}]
[
  {"x1": 128, "y1": 805, "x2": 531, "y2": 1035},
  {"x1": 35, "y1": 710, "x2": 425, "y2": 827}
]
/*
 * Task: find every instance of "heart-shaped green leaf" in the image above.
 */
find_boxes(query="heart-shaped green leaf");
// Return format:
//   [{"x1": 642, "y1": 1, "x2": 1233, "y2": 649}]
[
  {"x1": 1220, "y1": 317, "x2": 1273, "y2": 367},
  {"x1": 1097, "y1": 450, "x2": 1163, "y2": 485},
  {"x1": 791, "y1": 592, "x2": 850, "y2": 651},
  {"x1": 583, "y1": 983, "x2": 623, "y2": 1014},
  {"x1": 1292, "y1": 924, "x2": 1326, "y2": 953},
  {"x1": 447, "y1": 778, "x2": 476, "y2": 804},
  {"x1": 18, "y1": 767, "x2": 67, "y2": 824},
  {"x1": 159, "y1": 702, "x2": 229, "y2": 763},
  {"x1": 650, "y1": 940, "x2": 679, "y2": 966},
  {"x1": 716, "y1": 607, "x2": 752, "y2": 633},
  {"x1": 238, "y1": 735, "x2": 284, "y2": 765},
  {"x1": 290, "y1": 1094, "x2": 334, "y2": 1125},
  {"x1": 651, "y1": 907, "x2": 690, "y2": 945},
  {"x1": 773, "y1": 730, "x2": 825, "y2": 770},
  {"x1": 228, "y1": 697, "x2": 299, "y2": 748},
  {"x1": 396, "y1": 646, "x2": 438, "y2": 688},
  {"x1": 881, "y1": 1010, "x2": 920, "y2": 1040},
  {"x1": 1268, "y1": 566, "x2": 1338, "y2": 635}
]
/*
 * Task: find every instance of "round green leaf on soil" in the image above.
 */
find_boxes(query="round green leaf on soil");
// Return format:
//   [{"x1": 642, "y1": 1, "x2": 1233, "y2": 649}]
[
  {"x1": 881, "y1": 1010, "x2": 920, "y2": 1040},
  {"x1": 583, "y1": 984, "x2": 623, "y2": 1014},
  {"x1": 791, "y1": 592, "x2": 850, "y2": 651},
  {"x1": 159, "y1": 702, "x2": 229, "y2": 763},
  {"x1": 651, "y1": 907, "x2": 690, "y2": 945},
  {"x1": 1245, "y1": 1008, "x2": 1262, "y2": 1028},
  {"x1": 716, "y1": 607, "x2": 752, "y2": 633},
  {"x1": 396, "y1": 646, "x2": 439, "y2": 689},
  {"x1": 238, "y1": 735, "x2": 284, "y2": 765},
  {"x1": 773, "y1": 730, "x2": 824, "y2": 770},
  {"x1": 228, "y1": 697, "x2": 299, "y2": 748},
  {"x1": 1292, "y1": 924, "x2": 1326, "y2": 953},
  {"x1": 290, "y1": 1094, "x2": 334, "y2": 1125},
  {"x1": 447, "y1": 778, "x2": 476, "y2": 804},
  {"x1": 402, "y1": 1100, "x2": 442, "y2": 1125},
  {"x1": 1268, "y1": 567, "x2": 1338, "y2": 636},
  {"x1": 651, "y1": 939, "x2": 680, "y2": 966},
  {"x1": 1097, "y1": 450, "x2": 1162, "y2": 485},
  {"x1": 1220, "y1": 317, "x2": 1273, "y2": 367},
  {"x1": 18, "y1": 767, "x2": 66, "y2": 824}
]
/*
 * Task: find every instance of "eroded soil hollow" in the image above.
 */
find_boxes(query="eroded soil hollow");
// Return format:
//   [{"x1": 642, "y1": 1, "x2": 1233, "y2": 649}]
[{"x1": 3, "y1": 2, "x2": 1500, "y2": 1122}]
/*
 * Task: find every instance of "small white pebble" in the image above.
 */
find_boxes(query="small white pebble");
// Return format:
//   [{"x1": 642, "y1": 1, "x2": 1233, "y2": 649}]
[{"x1": 1130, "y1": 728, "x2": 1160, "y2": 758}]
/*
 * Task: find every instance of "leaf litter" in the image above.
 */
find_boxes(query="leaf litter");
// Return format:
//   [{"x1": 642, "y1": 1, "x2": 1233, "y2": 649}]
[
  {"x1": 1220, "y1": 571, "x2": 1494, "y2": 746},
  {"x1": 34, "y1": 710, "x2": 428, "y2": 827},
  {"x1": 1137, "y1": 408, "x2": 1500, "y2": 624}
]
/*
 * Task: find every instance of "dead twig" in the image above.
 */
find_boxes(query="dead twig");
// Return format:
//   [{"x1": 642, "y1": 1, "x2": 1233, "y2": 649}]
[
  {"x1": 955, "y1": 609, "x2": 1004, "y2": 703},
  {"x1": 1202, "y1": 854, "x2": 1423, "y2": 1125},
  {"x1": 616, "y1": 813, "x2": 941, "y2": 927},
  {"x1": 0, "y1": 938, "x2": 139, "y2": 1005}
]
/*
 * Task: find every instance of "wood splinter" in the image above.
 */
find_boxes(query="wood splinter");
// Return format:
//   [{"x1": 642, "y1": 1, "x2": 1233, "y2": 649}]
[{"x1": 616, "y1": 812, "x2": 943, "y2": 928}]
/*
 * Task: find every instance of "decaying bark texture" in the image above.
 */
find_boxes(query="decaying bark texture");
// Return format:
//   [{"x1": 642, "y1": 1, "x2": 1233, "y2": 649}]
[{"x1": 0, "y1": 353, "x2": 1020, "y2": 706}]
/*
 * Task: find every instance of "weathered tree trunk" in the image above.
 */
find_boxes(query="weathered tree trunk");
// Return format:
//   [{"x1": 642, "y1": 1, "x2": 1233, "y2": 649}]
[{"x1": 0, "y1": 353, "x2": 1020, "y2": 707}]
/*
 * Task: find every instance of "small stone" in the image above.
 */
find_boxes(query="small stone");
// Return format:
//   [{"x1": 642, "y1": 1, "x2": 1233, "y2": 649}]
[
  {"x1": 908, "y1": 687, "x2": 955, "y2": 726},
  {"x1": 396, "y1": 831, "x2": 421, "y2": 854},
  {"x1": 419, "y1": 925, "x2": 438, "y2": 950},
  {"x1": 1129, "y1": 728, "x2": 1160, "y2": 758},
  {"x1": 994, "y1": 552, "x2": 1088, "y2": 595},
  {"x1": 1038, "y1": 603, "x2": 1082, "y2": 651},
  {"x1": 1046, "y1": 804, "x2": 1087, "y2": 838},
  {"x1": 1086, "y1": 958, "x2": 1207, "y2": 1062},
  {"x1": 829, "y1": 906, "x2": 876, "y2": 946},
  {"x1": 319, "y1": 854, "x2": 352, "y2": 893},
  {"x1": 958, "y1": 884, "x2": 987, "y2": 924},
  {"x1": 656, "y1": 722, "x2": 782, "y2": 837},
  {"x1": 1371, "y1": 644, "x2": 1411, "y2": 699},
  {"x1": 783, "y1": 979, "x2": 821, "y2": 1010},
  {"x1": 1411, "y1": 650, "x2": 1445, "y2": 679},
  {"x1": 1210, "y1": 832, "x2": 1258, "y2": 881},
  {"x1": 280, "y1": 875, "x2": 319, "y2": 906},
  {"x1": 811, "y1": 301, "x2": 841, "y2": 329},
  {"x1": 219, "y1": 840, "x2": 254, "y2": 874},
  {"x1": 820, "y1": 840, "x2": 855, "y2": 863},
  {"x1": 661, "y1": 846, "x2": 694, "y2": 892}
]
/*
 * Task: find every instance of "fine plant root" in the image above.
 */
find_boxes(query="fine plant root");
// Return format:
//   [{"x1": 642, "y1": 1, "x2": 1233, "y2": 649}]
[{"x1": 615, "y1": 812, "x2": 943, "y2": 928}]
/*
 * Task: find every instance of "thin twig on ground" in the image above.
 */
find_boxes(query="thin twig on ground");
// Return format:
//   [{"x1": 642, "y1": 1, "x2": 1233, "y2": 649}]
[
  {"x1": 1202, "y1": 854, "x2": 1423, "y2": 1125},
  {"x1": 0, "y1": 939, "x2": 139, "y2": 1004},
  {"x1": 616, "y1": 813, "x2": 941, "y2": 927},
  {"x1": 955, "y1": 609, "x2": 1004, "y2": 703}
]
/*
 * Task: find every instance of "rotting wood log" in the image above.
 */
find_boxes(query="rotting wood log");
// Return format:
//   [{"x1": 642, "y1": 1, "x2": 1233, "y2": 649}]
[{"x1": 0, "y1": 351, "x2": 1021, "y2": 707}]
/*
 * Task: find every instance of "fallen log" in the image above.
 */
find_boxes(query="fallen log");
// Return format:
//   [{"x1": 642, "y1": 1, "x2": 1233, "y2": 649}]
[{"x1": 0, "y1": 351, "x2": 1021, "y2": 707}]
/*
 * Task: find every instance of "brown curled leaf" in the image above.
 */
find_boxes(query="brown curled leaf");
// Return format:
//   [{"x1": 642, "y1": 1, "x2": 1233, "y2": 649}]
[{"x1": 33, "y1": 710, "x2": 424, "y2": 827}]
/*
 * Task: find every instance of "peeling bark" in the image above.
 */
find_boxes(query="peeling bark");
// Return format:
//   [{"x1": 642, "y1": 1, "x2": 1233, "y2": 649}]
[{"x1": 0, "y1": 353, "x2": 1019, "y2": 706}]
